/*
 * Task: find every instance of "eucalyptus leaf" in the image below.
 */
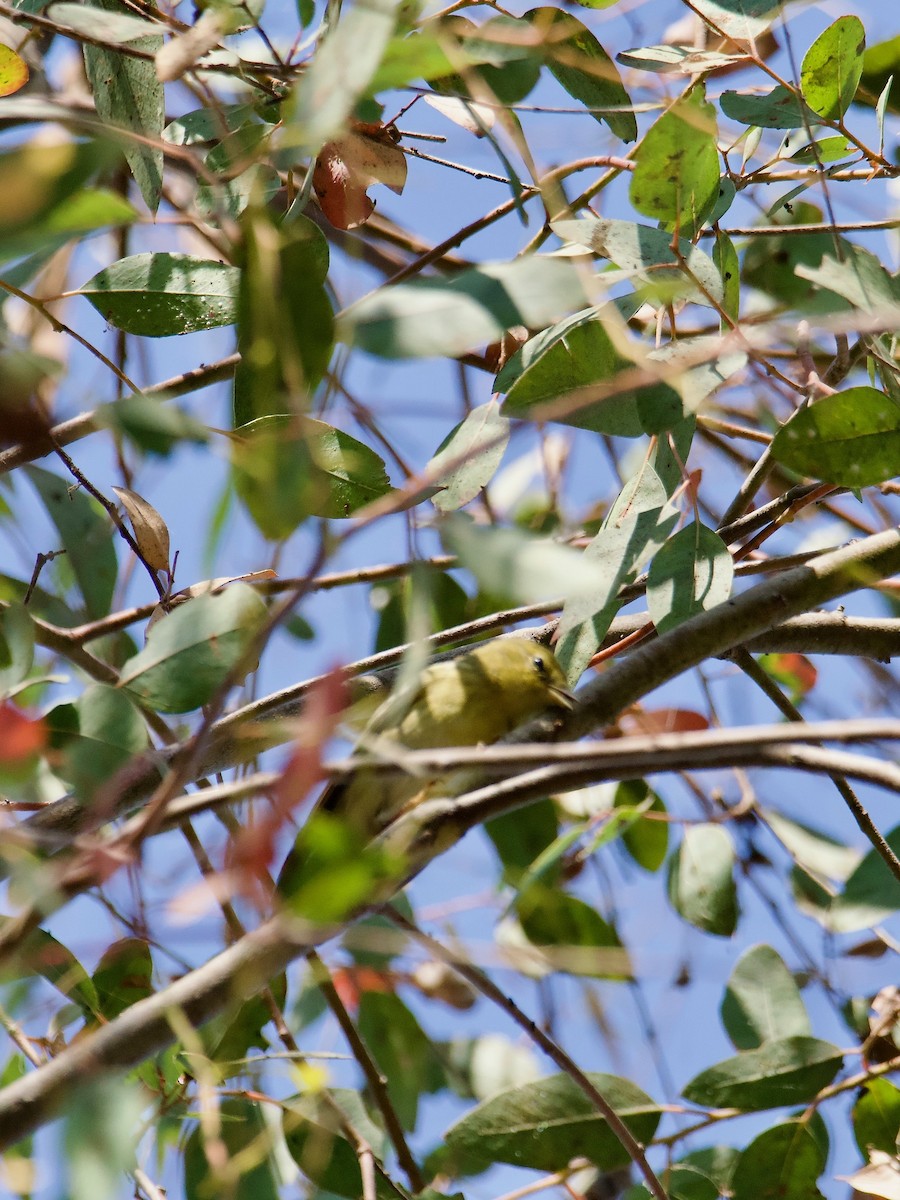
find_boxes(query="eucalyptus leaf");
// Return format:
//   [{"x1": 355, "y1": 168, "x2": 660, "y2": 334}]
[
  {"x1": 429, "y1": 400, "x2": 510, "y2": 512},
  {"x1": 444, "y1": 1072, "x2": 661, "y2": 1172},
  {"x1": 800, "y1": 15, "x2": 865, "y2": 120},
  {"x1": 552, "y1": 217, "x2": 723, "y2": 306},
  {"x1": 80, "y1": 253, "x2": 240, "y2": 336},
  {"x1": 630, "y1": 86, "x2": 720, "y2": 230},
  {"x1": 340, "y1": 257, "x2": 591, "y2": 358},
  {"x1": 82, "y1": 0, "x2": 164, "y2": 211},
  {"x1": 682, "y1": 1037, "x2": 842, "y2": 1110},
  {"x1": 118, "y1": 583, "x2": 267, "y2": 712},
  {"x1": 771, "y1": 388, "x2": 900, "y2": 488},
  {"x1": 668, "y1": 823, "x2": 738, "y2": 936},
  {"x1": 26, "y1": 465, "x2": 117, "y2": 621},
  {"x1": 721, "y1": 945, "x2": 811, "y2": 1050},
  {"x1": 647, "y1": 523, "x2": 734, "y2": 634}
]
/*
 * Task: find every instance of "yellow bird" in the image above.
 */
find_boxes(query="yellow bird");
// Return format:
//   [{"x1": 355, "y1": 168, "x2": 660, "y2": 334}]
[{"x1": 278, "y1": 639, "x2": 573, "y2": 895}]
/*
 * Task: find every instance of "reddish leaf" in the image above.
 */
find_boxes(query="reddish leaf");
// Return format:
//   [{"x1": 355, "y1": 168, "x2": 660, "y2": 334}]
[
  {"x1": 0, "y1": 703, "x2": 46, "y2": 762},
  {"x1": 225, "y1": 667, "x2": 349, "y2": 889},
  {"x1": 314, "y1": 123, "x2": 407, "y2": 230},
  {"x1": 621, "y1": 708, "x2": 710, "y2": 734},
  {"x1": 331, "y1": 965, "x2": 396, "y2": 1011},
  {"x1": 760, "y1": 653, "x2": 818, "y2": 699}
]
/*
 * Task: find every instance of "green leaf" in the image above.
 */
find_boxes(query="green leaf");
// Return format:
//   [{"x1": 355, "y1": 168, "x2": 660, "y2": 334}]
[
  {"x1": 529, "y1": 8, "x2": 636, "y2": 143},
  {"x1": 232, "y1": 415, "x2": 392, "y2": 539},
  {"x1": 495, "y1": 301, "x2": 661, "y2": 437},
  {"x1": 92, "y1": 937, "x2": 153, "y2": 1022},
  {"x1": 441, "y1": 514, "x2": 610, "y2": 609},
  {"x1": 63, "y1": 1077, "x2": 145, "y2": 1200},
  {"x1": 283, "y1": 1089, "x2": 392, "y2": 1199},
  {"x1": 764, "y1": 810, "x2": 859, "y2": 881},
  {"x1": 794, "y1": 244, "x2": 900, "y2": 315},
  {"x1": 118, "y1": 582, "x2": 268, "y2": 712},
  {"x1": 721, "y1": 945, "x2": 811, "y2": 1050},
  {"x1": 720, "y1": 85, "x2": 812, "y2": 129},
  {"x1": 357, "y1": 992, "x2": 445, "y2": 1130},
  {"x1": 486, "y1": 798, "x2": 560, "y2": 884},
  {"x1": 516, "y1": 885, "x2": 630, "y2": 978},
  {"x1": 339, "y1": 256, "x2": 590, "y2": 359},
  {"x1": 80, "y1": 253, "x2": 241, "y2": 336},
  {"x1": 682, "y1": 1037, "x2": 842, "y2": 1110},
  {"x1": 713, "y1": 232, "x2": 740, "y2": 324},
  {"x1": 771, "y1": 388, "x2": 900, "y2": 488},
  {"x1": 741, "y1": 203, "x2": 836, "y2": 305},
  {"x1": 857, "y1": 35, "x2": 900, "y2": 114},
  {"x1": 852, "y1": 1077, "x2": 900, "y2": 1156},
  {"x1": 60, "y1": 683, "x2": 148, "y2": 804},
  {"x1": 828, "y1": 825, "x2": 900, "y2": 931},
  {"x1": 556, "y1": 466, "x2": 679, "y2": 681},
  {"x1": 665, "y1": 1146, "x2": 740, "y2": 1200},
  {"x1": 0, "y1": 603, "x2": 34, "y2": 696},
  {"x1": 444, "y1": 1072, "x2": 661, "y2": 1172},
  {"x1": 82, "y1": 0, "x2": 164, "y2": 212},
  {"x1": 614, "y1": 779, "x2": 668, "y2": 872},
  {"x1": 667, "y1": 823, "x2": 738, "y2": 936},
  {"x1": 429, "y1": 400, "x2": 510, "y2": 512},
  {"x1": 26, "y1": 465, "x2": 117, "y2": 620},
  {"x1": 629, "y1": 86, "x2": 720, "y2": 230},
  {"x1": 731, "y1": 1120, "x2": 826, "y2": 1200},
  {"x1": 95, "y1": 394, "x2": 210, "y2": 457},
  {"x1": 0, "y1": 169, "x2": 136, "y2": 262},
  {"x1": 0, "y1": 925, "x2": 100, "y2": 1018},
  {"x1": 800, "y1": 16, "x2": 865, "y2": 119},
  {"x1": 647, "y1": 523, "x2": 734, "y2": 634},
  {"x1": 287, "y1": 0, "x2": 401, "y2": 153},
  {"x1": 233, "y1": 211, "x2": 334, "y2": 423},
  {"x1": 552, "y1": 217, "x2": 723, "y2": 306},
  {"x1": 163, "y1": 103, "x2": 262, "y2": 145},
  {"x1": 186, "y1": 1097, "x2": 280, "y2": 1200},
  {"x1": 201, "y1": 974, "x2": 287, "y2": 1068}
]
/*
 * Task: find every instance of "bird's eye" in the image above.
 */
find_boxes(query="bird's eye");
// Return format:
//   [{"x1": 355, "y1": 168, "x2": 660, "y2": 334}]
[{"x1": 532, "y1": 654, "x2": 548, "y2": 676}]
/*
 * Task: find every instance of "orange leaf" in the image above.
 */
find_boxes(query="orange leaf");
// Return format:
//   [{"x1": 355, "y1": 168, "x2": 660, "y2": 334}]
[
  {"x1": 0, "y1": 703, "x2": 46, "y2": 763},
  {"x1": 225, "y1": 667, "x2": 349, "y2": 885},
  {"x1": 621, "y1": 708, "x2": 710, "y2": 735}
]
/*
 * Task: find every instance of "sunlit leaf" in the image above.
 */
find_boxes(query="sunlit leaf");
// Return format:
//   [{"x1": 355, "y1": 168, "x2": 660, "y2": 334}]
[
  {"x1": 444, "y1": 1072, "x2": 661, "y2": 1172},
  {"x1": 118, "y1": 582, "x2": 267, "y2": 712},
  {"x1": 340, "y1": 256, "x2": 590, "y2": 359},
  {"x1": 800, "y1": 15, "x2": 865, "y2": 120},
  {"x1": 0, "y1": 43, "x2": 29, "y2": 96},
  {"x1": 771, "y1": 388, "x2": 900, "y2": 487},
  {"x1": 683, "y1": 1038, "x2": 842, "y2": 1109},
  {"x1": 82, "y1": 0, "x2": 164, "y2": 211},
  {"x1": 80, "y1": 253, "x2": 240, "y2": 336}
]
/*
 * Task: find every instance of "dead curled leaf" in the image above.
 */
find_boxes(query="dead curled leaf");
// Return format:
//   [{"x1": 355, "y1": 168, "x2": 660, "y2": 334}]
[
  {"x1": 313, "y1": 122, "x2": 407, "y2": 230},
  {"x1": 112, "y1": 485, "x2": 170, "y2": 574}
]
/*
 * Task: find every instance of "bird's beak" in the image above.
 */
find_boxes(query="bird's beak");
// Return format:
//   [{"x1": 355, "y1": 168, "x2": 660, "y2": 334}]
[{"x1": 549, "y1": 684, "x2": 576, "y2": 710}]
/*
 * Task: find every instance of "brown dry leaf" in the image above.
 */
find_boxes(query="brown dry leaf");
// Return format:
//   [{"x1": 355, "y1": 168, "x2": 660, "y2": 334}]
[
  {"x1": 112, "y1": 486, "x2": 171, "y2": 574},
  {"x1": 314, "y1": 123, "x2": 407, "y2": 230}
]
